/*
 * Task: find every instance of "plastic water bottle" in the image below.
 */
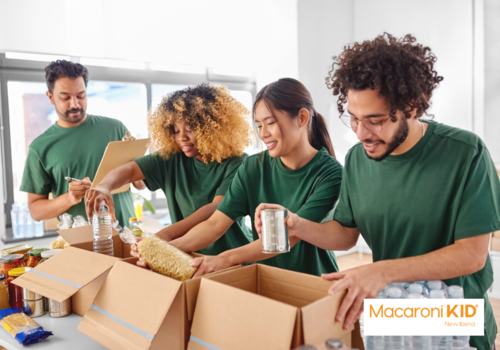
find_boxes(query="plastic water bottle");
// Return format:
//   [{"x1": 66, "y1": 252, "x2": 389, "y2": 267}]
[
  {"x1": 430, "y1": 290, "x2": 452, "y2": 350},
  {"x1": 20, "y1": 204, "x2": 31, "y2": 238},
  {"x1": 448, "y1": 286, "x2": 469, "y2": 350},
  {"x1": 404, "y1": 293, "x2": 431, "y2": 350},
  {"x1": 35, "y1": 220, "x2": 44, "y2": 237},
  {"x1": 10, "y1": 204, "x2": 20, "y2": 238},
  {"x1": 92, "y1": 201, "x2": 114, "y2": 256},
  {"x1": 384, "y1": 287, "x2": 404, "y2": 349},
  {"x1": 24, "y1": 205, "x2": 35, "y2": 238}
]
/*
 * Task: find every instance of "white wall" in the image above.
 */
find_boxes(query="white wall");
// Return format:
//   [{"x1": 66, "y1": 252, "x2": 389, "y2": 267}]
[
  {"x1": 298, "y1": 0, "x2": 477, "y2": 164},
  {"x1": 0, "y1": 0, "x2": 299, "y2": 89}
]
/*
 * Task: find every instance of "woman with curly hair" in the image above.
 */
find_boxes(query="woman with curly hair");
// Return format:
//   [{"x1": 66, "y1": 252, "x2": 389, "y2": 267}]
[
  {"x1": 254, "y1": 34, "x2": 498, "y2": 350},
  {"x1": 85, "y1": 84, "x2": 253, "y2": 256},
  {"x1": 169, "y1": 78, "x2": 343, "y2": 278}
]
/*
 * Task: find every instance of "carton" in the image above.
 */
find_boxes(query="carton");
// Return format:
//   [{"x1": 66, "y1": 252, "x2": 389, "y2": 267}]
[
  {"x1": 491, "y1": 236, "x2": 500, "y2": 251},
  {"x1": 78, "y1": 257, "x2": 240, "y2": 350},
  {"x1": 58, "y1": 225, "x2": 133, "y2": 258},
  {"x1": 12, "y1": 247, "x2": 119, "y2": 316},
  {"x1": 188, "y1": 264, "x2": 358, "y2": 350}
]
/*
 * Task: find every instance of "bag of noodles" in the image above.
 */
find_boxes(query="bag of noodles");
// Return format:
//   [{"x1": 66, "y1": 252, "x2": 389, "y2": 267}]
[
  {"x1": 0, "y1": 308, "x2": 53, "y2": 345},
  {"x1": 138, "y1": 236, "x2": 196, "y2": 281}
]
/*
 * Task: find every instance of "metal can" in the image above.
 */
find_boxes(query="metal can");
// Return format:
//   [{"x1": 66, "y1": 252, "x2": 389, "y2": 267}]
[
  {"x1": 261, "y1": 209, "x2": 290, "y2": 254},
  {"x1": 48, "y1": 298, "x2": 72, "y2": 318},
  {"x1": 22, "y1": 289, "x2": 47, "y2": 318}
]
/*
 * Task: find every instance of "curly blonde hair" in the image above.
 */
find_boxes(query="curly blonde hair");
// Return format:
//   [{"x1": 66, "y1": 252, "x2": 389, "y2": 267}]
[{"x1": 148, "y1": 84, "x2": 251, "y2": 163}]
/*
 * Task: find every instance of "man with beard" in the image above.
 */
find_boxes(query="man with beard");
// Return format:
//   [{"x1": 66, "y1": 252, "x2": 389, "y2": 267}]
[
  {"x1": 20, "y1": 60, "x2": 145, "y2": 227},
  {"x1": 255, "y1": 33, "x2": 498, "y2": 349}
]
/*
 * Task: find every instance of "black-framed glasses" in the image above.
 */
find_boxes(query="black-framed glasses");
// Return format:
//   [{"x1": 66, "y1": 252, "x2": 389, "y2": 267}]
[{"x1": 339, "y1": 114, "x2": 392, "y2": 133}]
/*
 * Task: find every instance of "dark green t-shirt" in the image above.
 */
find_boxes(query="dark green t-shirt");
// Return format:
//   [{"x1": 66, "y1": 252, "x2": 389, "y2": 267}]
[
  {"x1": 134, "y1": 152, "x2": 253, "y2": 255},
  {"x1": 333, "y1": 121, "x2": 499, "y2": 350},
  {"x1": 20, "y1": 115, "x2": 135, "y2": 227},
  {"x1": 217, "y1": 147, "x2": 343, "y2": 276}
]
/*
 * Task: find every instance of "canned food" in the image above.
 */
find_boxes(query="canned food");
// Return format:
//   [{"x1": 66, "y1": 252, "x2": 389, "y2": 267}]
[
  {"x1": 2, "y1": 244, "x2": 33, "y2": 262},
  {"x1": 23, "y1": 297, "x2": 48, "y2": 318},
  {"x1": 48, "y1": 298, "x2": 72, "y2": 318},
  {"x1": 260, "y1": 209, "x2": 290, "y2": 254}
]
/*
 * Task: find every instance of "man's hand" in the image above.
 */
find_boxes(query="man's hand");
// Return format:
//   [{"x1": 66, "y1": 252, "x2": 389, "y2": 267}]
[
  {"x1": 254, "y1": 203, "x2": 304, "y2": 239},
  {"x1": 85, "y1": 186, "x2": 115, "y2": 221},
  {"x1": 130, "y1": 239, "x2": 148, "y2": 268},
  {"x1": 322, "y1": 262, "x2": 389, "y2": 330},
  {"x1": 67, "y1": 177, "x2": 91, "y2": 205},
  {"x1": 191, "y1": 255, "x2": 232, "y2": 278}
]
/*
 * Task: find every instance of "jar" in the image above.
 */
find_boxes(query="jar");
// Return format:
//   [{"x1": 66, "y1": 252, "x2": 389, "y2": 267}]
[
  {"x1": 1, "y1": 244, "x2": 33, "y2": 263},
  {"x1": 129, "y1": 217, "x2": 144, "y2": 238},
  {"x1": 38, "y1": 249, "x2": 63, "y2": 264},
  {"x1": 7, "y1": 267, "x2": 32, "y2": 309},
  {"x1": 26, "y1": 249, "x2": 49, "y2": 268},
  {"x1": 0, "y1": 254, "x2": 25, "y2": 276},
  {"x1": 0, "y1": 274, "x2": 9, "y2": 309}
]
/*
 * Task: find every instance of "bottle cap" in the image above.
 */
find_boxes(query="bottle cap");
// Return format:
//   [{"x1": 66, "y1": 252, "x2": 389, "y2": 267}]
[
  {"x1": 0, "y1": 254, "x2": 25, "y2": 263},
  {"x1": 129, "y1": 217, "x2": 137, "y2": 222},
  {"x1": 325, "y1": 338, "x2": 343, "y2": 349},
  {"x1": 8, "y1": 267, "x2": 32, "y2": 277},
  {"x1": 41, "y1": 249, "x2": 63, "y2": 259},
  {"x1": 28, "y1": 248, "x2": 49, "y2": 257},
  {"x1": 0, "y1": 274, "x2": 5, "y2": 281}
]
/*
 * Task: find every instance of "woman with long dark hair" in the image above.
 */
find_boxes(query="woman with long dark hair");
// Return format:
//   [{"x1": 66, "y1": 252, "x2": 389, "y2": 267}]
[{"x1": 160, "y1": 78, "x2": 343, "y2": 276}]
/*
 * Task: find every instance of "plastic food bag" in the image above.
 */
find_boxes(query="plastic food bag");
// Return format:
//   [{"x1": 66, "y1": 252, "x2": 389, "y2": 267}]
[
  {"x1": 138, "y1": 236, "x2": 196, "y2": 281},
  {"x1": 72, "y1": 215, "x2": 88, "y2": 228},
  {"x1": 0, "y1": 308, "x2": 52, "y2": 345},
  {"x1": 57, "y1": 213, "x2": 73, "y2": 230}
]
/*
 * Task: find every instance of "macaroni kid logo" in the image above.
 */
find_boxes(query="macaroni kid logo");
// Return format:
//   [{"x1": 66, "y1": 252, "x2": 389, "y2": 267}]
[{"x1": 364, "y1": 299, "x2": 484, "y2": 336}]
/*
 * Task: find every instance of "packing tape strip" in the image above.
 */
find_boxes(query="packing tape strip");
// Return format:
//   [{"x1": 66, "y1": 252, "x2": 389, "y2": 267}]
[
  {"x1": 90, "y1": 305, "x2": 154, "y2": 341},
  {"x1": 190, "y1": 335, "x2": 223, "y2": 350},
  {"x1": 29, "y1": 270, "x2": 83, "y2": 289}
]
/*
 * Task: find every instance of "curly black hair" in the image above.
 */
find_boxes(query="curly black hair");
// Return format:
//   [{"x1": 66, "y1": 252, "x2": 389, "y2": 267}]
[
  {"x1": 326, "y1": 33, "x2": 443, "y2": 119},
  {"x1": 45, "y1": 60, "x2": 89, "y2": 92}
]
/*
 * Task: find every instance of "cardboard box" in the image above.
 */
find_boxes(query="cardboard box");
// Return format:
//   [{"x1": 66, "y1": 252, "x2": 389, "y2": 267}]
[
  {"x1": 12, "y1": 247, "x2": 119, "y2": 316},
  {"x1": 188, "y1": 264, "x2": 356, "y2": 350},
  {"x1": 58, "y1": 225, "x2": 133, "y2": 258},
  {"x1": 78, "y1": 258, "x2": 240, "y2": 350},
  {"x1": 492, "y1": 230, "x2": 500, "y2": 238},
  {"x1": 491, "y1": 236, "x2": 500, "y2": 252}
]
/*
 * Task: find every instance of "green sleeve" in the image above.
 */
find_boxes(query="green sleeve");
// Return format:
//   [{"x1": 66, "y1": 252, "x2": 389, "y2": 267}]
[
  {"x1": 454, "y1": 143, "x2": 500, "y2": 239},
  {"x1": 215, "y1": 154, "x2": 248, "y2": 197},
  {"x1": 296, "y1": 164, "x2": 343, "y2": 223},
  {"x1": 20, "y1": 148, "x2": 53, "y2": 195},
  {"x1": 134, "y1": 153, "x2": 166, "y2": 192},
  {"x1": 216, "y1": 164, "x2": 250, "y2": 220},
  {"x1": 332, "y1": 161, "x2": 357, "y2": 228}
]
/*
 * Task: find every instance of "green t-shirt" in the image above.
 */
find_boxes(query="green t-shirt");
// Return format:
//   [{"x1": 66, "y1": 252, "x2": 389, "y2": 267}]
[
  {"x1": 333, "y1": 121, "x2": 499, "y2": 350},
  {"x1": 134, "y1": 152, "x2": 253, "y2": 255},
  {"x1": 20, "y1": 115, "x2": 135, "y2": 227},
  {"x1": 217, "y1": 147, "x2": 343, "y2": 276}
]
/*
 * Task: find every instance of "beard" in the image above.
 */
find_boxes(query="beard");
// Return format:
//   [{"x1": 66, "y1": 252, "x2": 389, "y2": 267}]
[
  {"x1": 57, "y1": 107, "x2": 86, "y2": 124},
  {"x1": 365, "y1": 116, "x2": 409, "y2": 162}
]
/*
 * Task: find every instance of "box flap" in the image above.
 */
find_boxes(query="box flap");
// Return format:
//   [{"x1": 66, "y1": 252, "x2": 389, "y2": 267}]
[
  {"x1": 58, "y1": 226, "x2": 119, "y2": 246},
  {"x1": 184, "y1": 264, "x2": 245, "y2": 321},
  {"x1": 79, "y1": 260, "x2": 182, "y2": 349},
  {"x1": 188, "y1": 278, "x2": 297, "y2": 350},
  {"x1": 12, "y1": 247, "x2": 118, "y2": 302},
  {"x1": 301, "y1": 292, "x2": 353, "y2": 345}
]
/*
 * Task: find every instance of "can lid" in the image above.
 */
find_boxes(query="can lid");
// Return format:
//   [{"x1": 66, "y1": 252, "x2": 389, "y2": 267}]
[
  {"x1": 0, "y1": 274, "x2": 5, "y2": 281},
  {"x1": 0, "y1": 254, "x2": 25, "y2": 263},
  {"x1": 41, "y1": 249, "x2": 63, "y2": 259},
  {"x1": 129, "y1": 217, "x2": 137, "y2": 222},
  {"x1": 28, "y1": 248, "x2": 49, "y2": 257},
  {"x1": 8, "y1": 267, "x2": 32, "y2": 277},
  {"x1": 325, "y1": 338, "x2": 343, "y2": 349}
]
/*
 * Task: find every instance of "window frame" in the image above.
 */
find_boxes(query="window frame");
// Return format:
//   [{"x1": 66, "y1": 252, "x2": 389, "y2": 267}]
[{"x1": 0, "y1": 54, "x2": 256, "y2": 240}]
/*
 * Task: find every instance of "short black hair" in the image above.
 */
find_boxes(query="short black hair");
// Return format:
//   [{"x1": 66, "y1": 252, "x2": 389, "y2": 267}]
[
  {"x1": 326, "y1": 33, "x2": 443, "y2": 119},
  {"x1": 45, "y1": 60, "x2": 89, "y2": 92}
]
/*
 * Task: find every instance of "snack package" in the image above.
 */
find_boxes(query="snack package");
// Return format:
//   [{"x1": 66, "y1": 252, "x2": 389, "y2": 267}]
[
  {"x1": 137, "y1": 236, "x2": 196, "y2": 281},
  {"x1": 0, "y1": 307, "x2": 52, "y2": 345}
]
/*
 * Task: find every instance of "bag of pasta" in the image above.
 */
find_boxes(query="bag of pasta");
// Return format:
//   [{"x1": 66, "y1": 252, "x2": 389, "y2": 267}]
[
  {"x1": 138, "y1": 236, "x2": 196, "y2": 281},
  {"x1": 0, "y1": 307, "x2": 52, "y2": 345}
]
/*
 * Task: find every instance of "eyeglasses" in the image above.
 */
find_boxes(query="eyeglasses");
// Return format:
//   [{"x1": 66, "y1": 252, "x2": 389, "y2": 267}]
[{"x1": 339, "y1": 114, "x2": 392, "y2": 133}]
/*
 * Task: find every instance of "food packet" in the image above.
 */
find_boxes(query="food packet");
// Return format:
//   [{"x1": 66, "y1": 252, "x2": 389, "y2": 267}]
[
  {"x1": 50, "y1": 236, "x2": 70, "y2": 249},
  {"x1": 57, "y1": 213, "x2": 72, "y2": 230},
  {"x1": 0, "y1": 308, "x2": 53, "y2": 345},
  {"x1": 137, "y1": 236, "x2": 196, "y2": 281},
  {"x1": 72, "y1": 215, "x2": 88, "y2": 228}
]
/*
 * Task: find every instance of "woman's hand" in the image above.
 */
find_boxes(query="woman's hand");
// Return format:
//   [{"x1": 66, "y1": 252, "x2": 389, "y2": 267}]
[
  {"x1": 191, "y1": 255, "x2": 232, "y2": 278},
  {"x1": 130, "y1": 238, "x2": 148, "y2": 268},
  {"x1": 85, "y1": 186, "x2": 115, "y2": 221},
  {"x1": 254, "y1": 203, "x2": 304, "y2": 239}
]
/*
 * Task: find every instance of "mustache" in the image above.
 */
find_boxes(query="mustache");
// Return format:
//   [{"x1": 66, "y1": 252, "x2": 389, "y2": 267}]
[{"x1": 65, "y1": 108, "x2": 83, "y2": 117}]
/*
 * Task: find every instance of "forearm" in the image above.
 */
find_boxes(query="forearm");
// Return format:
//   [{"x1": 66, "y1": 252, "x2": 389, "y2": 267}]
[
  {"x1": 170, "y1": 217, "x2": 225, "y2": 253},
  {"x1": 156, "y1": 202, "x2": 219, "y2": 241},
  {"x1": 295, "y1": 219, "x2": 359, "y2": 251},
  {"x1": 29, "y1": 194, "x2": 74, "y2": 221},
  {"x1": 98, "y1": 162, "x2": 144, "y2": 191},
  {"x1": 220, "y1": 239, "x2": 283, "y2": 265}
]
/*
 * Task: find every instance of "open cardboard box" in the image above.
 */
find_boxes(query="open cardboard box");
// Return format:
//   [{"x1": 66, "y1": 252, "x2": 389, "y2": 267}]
[
  {"x1": 78, "y1": 257, "x2": 240, "y2": 350},
  {"x1": 188, "y1": 264, "x2": 361, "y2": 350},
  {"x1": 58, "y1": 225, "x2": 133, "y2": 258},
  {"x1": 12, "y1": 247, "x2": 120, "y2": 316}
]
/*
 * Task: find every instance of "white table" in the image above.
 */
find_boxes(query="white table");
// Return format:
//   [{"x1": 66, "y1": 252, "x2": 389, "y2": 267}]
[{"x1": 0, "y1": 313, "x2": 106, "y2": 350}]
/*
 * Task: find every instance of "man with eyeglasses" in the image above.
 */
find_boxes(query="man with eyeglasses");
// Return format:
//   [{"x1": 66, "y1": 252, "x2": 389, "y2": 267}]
[{"x1": 255, "y1": 33, "x2": 498, "y2": 349}]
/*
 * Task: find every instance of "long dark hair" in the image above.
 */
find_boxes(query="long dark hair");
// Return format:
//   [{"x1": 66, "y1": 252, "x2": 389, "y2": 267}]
[{"x1": 252, "y1": 78, "x2": 335, "y2": 158}]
